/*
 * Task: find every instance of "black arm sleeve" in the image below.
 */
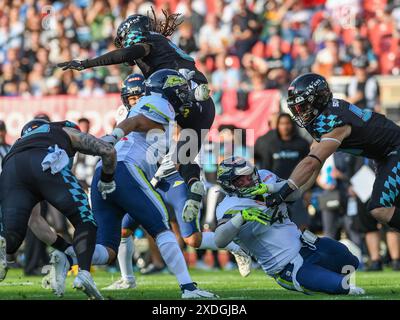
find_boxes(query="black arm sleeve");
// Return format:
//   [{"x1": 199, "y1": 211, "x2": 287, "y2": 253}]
[{"x1": 81, "y1": 45, "x2": 148, "y2": 68}]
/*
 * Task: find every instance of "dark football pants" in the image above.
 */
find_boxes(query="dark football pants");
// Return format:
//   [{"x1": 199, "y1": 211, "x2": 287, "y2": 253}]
[{"x1": 0, "y1": 149, "x2": 96, "y2": 259}]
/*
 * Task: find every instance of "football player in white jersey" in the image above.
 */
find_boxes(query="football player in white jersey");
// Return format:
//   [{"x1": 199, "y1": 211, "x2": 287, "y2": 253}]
[
  {"x1": 105, "y1": 74, "x2": 251, "y2": 291},
  {"x1": 50, "y1": 69, "x2": 217, "y2": 299},
  {"x1": 214, "y1": 156, "x2": 365, "y2": 295}
]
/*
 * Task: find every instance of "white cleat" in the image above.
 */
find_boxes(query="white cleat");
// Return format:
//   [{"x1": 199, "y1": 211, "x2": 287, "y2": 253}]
[
  {"x1": 231, "y1": 248, "x2": 251, "y2": 277},
  {"x1": 0, "y1": 236, "x2": 7, "y2": 281},
  {"x1": 102, "y1": 277, "x2": 136, "y2": 290},
  {"x1": 181, "y1": 283, "x2": 219, "y2": 299},
  {"x1": 41, "y1": 273, "x2": 51, "y2": 290},
  {"x1": 49, "y1": 250, "x2": 70, "y2": 297},
  {"x1": 73, "y1": 270, "x2": 104, "y2": 300},
  {"x1": 182, "y1": 181, "x2": 205, "y2": 222},
  {"x1": 349, "y1": 285, "x2": 365, "y2": 295}
]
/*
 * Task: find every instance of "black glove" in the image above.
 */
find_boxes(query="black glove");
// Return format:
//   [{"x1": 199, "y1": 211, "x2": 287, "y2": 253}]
[
  {"x1": 57, "y1": 60, "x2": 86, "y2": 71},
  {"x1": 264, "y1": 182, "x2": 295, "y2": 207}
]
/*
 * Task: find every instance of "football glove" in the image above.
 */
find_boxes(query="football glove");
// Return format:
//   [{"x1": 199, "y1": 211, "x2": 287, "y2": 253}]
[
  {"x1": 241, "y1": 208, "x2": 270, "y2": 225},
  {"x1": 97, "y1": 180, "x2": 116, "y2": 200},
  {"x1": 264, "y1": 182, "x2": 295, "y2": 207},
  {"x1": 249, "y1": 183, "x2": 269, "y2": 196},
  {"x1": 57, "y1": 60, "x2": 86, "y2": 71}
]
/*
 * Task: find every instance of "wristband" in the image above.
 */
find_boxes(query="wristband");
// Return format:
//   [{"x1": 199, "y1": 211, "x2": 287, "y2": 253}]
[
  {"x1": 287, "y1": 179, "x2": 299, "y2": 190},
  {"x1": 100, "y1": 170, "x2": 114, "y2": 183},
  {"x1": 111, "y1": 127, "x2": 125, "y2": 141},
  {"x1": 279, "y1": 182, "x2": 296, "y2": 200}
]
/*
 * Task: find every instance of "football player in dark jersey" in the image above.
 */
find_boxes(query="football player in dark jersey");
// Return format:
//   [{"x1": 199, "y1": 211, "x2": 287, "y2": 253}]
[
  {"x1": 57, "y1": 11, "x2": 215, "y2": 223},
  {"x1": 0, "y1": 119, "x2": 117, "y2": 299},
  {"x1": 259, "y1": 73, "x2": 400, "y2": 232}
]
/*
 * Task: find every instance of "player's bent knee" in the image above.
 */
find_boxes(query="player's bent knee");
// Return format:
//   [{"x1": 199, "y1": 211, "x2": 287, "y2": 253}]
[
  {"x1": 371, "y1": 207, "x2": 393, "y2": 224},
  {"x1": 184, "y1": 233, "x2": 202, "y2": 248},
  {"x1": 106, "y1": 247, "x2": 117, "y2": 264}
]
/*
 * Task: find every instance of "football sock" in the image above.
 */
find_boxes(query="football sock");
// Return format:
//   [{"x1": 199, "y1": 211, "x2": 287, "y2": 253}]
[
  {"x1": 118, "y1": 236, "x2": 134, "y2": 281},
  {"x1": 156, "y1": 231, "x2": 192, "y2": 285}
]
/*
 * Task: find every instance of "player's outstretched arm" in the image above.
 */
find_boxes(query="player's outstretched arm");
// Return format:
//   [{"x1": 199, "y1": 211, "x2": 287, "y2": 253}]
[
  {"x1": 63, "y1": 127, "x2": 116, "y2": 176},
  {"x1": 264, "y1": 125, "x2": 351, "y2": 207},
  {"x1": 57, "y1": 44, "x2": 150, "y2": 71},
  {"x1": 104, "y1": 114, "x2": 165, "y2": 145},
  {"x1": 289, "y1": 125, "x2": 351, "y2": 189},
  {"x1": 215, "y1": 215, "x2": 244, "y2": 249}
]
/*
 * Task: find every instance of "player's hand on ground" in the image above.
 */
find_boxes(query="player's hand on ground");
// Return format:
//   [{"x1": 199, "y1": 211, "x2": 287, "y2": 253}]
[
  {"x1": 57, "y1": 60, "x2": 85, "y2": 71},
  {"x1": 241, "y1": 208, "x2": 270, "y2": 225},
  {"x1": 97, "y1": 180, "x2": 116, "y2": 200}
]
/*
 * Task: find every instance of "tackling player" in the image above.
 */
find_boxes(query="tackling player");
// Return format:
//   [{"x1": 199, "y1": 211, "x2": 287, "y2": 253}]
[
  {"x1": 214, "y1": 157, "x2": 365, "y2": 295},
  {"x1": 0, "y1": 119, "x2": 117, "y2": 299},
  {"x1": 261, "y1": 73, "x2": 400, "y2": 232},
  {"x1": 57, "y1": 10, "x2": 215, "y2": 226}
]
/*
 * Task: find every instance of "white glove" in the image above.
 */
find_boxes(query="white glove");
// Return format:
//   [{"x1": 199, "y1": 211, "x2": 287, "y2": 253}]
[
  {"x1": 193, "y1": 84, "x2": 210, "y2": 101},
  {"x1": 101, "y1": 135, "x2": 118, "y2": 146},
  {"x1": 97, "y1": 180, "x2": 116, "y2": 200},
  {"x1": 178, "y1": 68, "x2": 195, "y2": 81}
]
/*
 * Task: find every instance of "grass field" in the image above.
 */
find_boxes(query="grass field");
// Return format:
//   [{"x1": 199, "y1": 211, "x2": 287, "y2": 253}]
[{"x1": 1, "y1": 268, "x2": 400, "y2": 300}]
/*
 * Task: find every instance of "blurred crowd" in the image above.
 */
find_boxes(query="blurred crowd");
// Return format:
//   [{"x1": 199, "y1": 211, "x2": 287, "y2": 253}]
[{"x1": 0, "y1": 0, "x2": 399, "y2": 109}]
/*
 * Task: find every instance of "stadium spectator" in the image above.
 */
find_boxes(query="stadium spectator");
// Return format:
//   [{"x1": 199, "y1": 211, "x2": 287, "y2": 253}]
[
  {"x1": 291, "y1": 39, "x2": 315, "y2": 78},
  {"x1": 78, "y1": 72, "x2": 105, "y2": 97},
  {"x1": 0, "y1": 120, "x2": 10, "y2": 173},
  {"x1": 254, "y1": 113, "x2": 310, "y2": 229},
  {"x1": 347, "y1": 57, "x2": 380, "y2": 111},
  {"x1": 211, "y1": 53, "x2": 241, "y2": 91},
  {"x1": 176, "y1": 21, "x2": 198, "y2": 56},
  {"x1": 231, "y1": 0, "x2": 260, "y2": 59}
]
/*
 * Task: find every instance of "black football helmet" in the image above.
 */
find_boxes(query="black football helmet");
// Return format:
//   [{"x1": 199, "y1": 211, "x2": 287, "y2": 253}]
[
  {"x1": 121, "y1": 73, "x2": 145, "y2": 109},
  {"x1": 287, "y1": 73, "x2": 332, "y2": 127},
  {"x1": 20, "y1": 119, "x2": 49, "y2": 137},
  {"x1": 144, "y1": 69, "x2": 190, "y2": 112},
  {"x1": 114, "y1": 14, "x2": 151, "y2": 48}
]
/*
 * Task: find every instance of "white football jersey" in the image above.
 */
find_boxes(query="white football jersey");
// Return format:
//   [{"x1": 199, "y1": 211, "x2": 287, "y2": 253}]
[
  {"x1": 115, "y1": 104, "x2": 129, "y2": 124},
  {"x1": 216, "y1": 170, "x2": 302, "y2": 276},
  {"x1": 114, "y1": 95, "x2": 175, "y2": 179}
]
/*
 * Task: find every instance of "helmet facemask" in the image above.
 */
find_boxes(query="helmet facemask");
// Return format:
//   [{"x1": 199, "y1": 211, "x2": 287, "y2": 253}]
[
  {"x1": 217, "y1": 158, "x2": 261, "y2": 198},
  {"x1": 288, "y1": 95, "x2": 320, "y2": 128}
]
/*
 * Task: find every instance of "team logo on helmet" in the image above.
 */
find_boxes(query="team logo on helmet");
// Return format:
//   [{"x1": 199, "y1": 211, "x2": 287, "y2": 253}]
[{"x1": 162, "y1": 75, "x2": 186, "y2": 89}]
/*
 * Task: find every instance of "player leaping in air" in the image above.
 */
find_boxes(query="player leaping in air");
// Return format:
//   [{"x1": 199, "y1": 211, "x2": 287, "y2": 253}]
[{"x1": 57, "y1": 9, "x2": 214, "y2": 226}]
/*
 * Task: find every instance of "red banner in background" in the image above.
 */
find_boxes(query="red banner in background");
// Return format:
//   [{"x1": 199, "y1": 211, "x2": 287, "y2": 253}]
[
  {"x1": 211, "y1": 89, "x2": 281, "y2": 146},
  {"x1": 0, "y1": 90, "x2": 280, "y2": 145},
  {"x1": 0, "y1": 94, "x2": 121, "y2": 143}
]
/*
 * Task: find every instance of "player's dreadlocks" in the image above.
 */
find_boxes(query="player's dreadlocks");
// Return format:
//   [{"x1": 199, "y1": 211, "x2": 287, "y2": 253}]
[{"x1": 147, "y1": 7, "x2": 183, "y2": 37}]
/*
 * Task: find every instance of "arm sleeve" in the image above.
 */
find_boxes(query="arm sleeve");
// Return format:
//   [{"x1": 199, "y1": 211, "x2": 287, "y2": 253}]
[
  {"x1": 214, "y1": 214, "x2": 244, "y2": 248},
  {"x1": 82, "y1": 45, "x2": 148, "y2": 68}
]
